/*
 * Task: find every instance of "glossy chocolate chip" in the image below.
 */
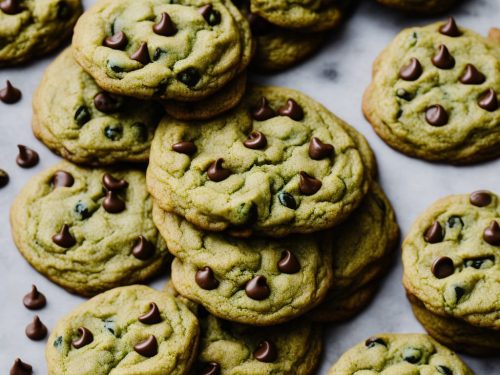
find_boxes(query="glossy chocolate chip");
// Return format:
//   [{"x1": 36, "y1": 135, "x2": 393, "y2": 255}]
[
  {"x1": 207, "y1": 159, "x2": 231, "y2": 182},
  {"x1": 278, "y1": 99, "x2": 304, "y2": 121},
  {"x1": 72, "y1": 327, "x2": 93, "y2": 349},
  {"x1": 199, "y1": 4, "x2": 221, "y2": 26},
  {"x1": 104, "y1": 125, "x2": 123, "y2": 141},
  {"x1": 134, "y1": 335, "x2": 158, "y2": 357},
  {"x1": 177, "y1": 68, "x2": 201, "y2": 87},
  {"x1": 277, "y1": 250, "x2": 300, "y2": 274},
  {"x1": 470, "y1": 190, "x2": 492, "y2": 207},
  {"x1": 16, "y1": 145, "x2": 39, "y2": 168},
  {"x1": 52, "y1": 224, "x2": 76, "y2": 248},
  {"x1": 484, "y1": 221, "x2": 500, "y2": 246},
  {"x1": 0, "y1": 169, "x2": 9, "y2": 188},
  {"x1": 299, "y1": 172, "x2": 322, "y2": 195},
  {"x1": 0, "y1": 80, "x2": 22, "y2": 103},
  {"x1": 459, "y1": 64, "x2": 485, "y2": 85},
  {"x1": 25, "y1": 316, "x2": 47, "y2": 341},
  {"x1": 248, "y1": 13, "x2": 273, "y2": 36},
  {"x1": 102, "y1": 190, "x2": 126, "y2": 213},
  {"x1": 244, "y1": 131, "x2": 267, "y2": 149},
  {"x1": 439, "y1": 17, "x2": 461, "y2": 37},
  {"x1": 432, "y1": 45, "x2": 455, "y2": 69},
  {"x1": 94, "y1": 92, "x2": 121, "y2": 113},
  {"x1": 153, "y1": 12, "x2": 176, "y2": 36},
  {"x1": 53, "y1": 171, "x2": 74, "y2": 188},
  {"x1": 252, "y1": 97, "x2": 276, "y2": 121},
  {"x1": 425, "y1": 105, "x2": 448, "y2": 126},
  {"x1": 0, "y1": 0, "x2": 21, "y2": 15},
  {"x1": 424, "y1": 221, "x2": 443, "y2": 243},
  {"x1": 365, "y1": 337, "x2": 386, "y2": 348},
  {"x1": 102, "y1": 173, "x2": 128, "y2": 191},
  {"x1": 199, "y1": 362, "x2": 221, "y2": 375},
  {"x1": 436, "y1": 365, "x2": 453, "y2": 375},
  {"x1": 478, "y1": 89, "x2": 498, "y2": 111},
  {"x1": 103, "y1": 31, "x2": 128, "y2": 50},
  {"x1": 131, "y1": 42, "x2": 150, "y2": 65},
  {"x1": 132, "y1": 236, "x2": 155, "y2": 260},
  {"x1": 278, "y1": 191, "x2": 297, "y2": 209},
  {"x1": 254, "y1": 340, "x2": 277, "y2": 362},
  {"x1": 172, "y1": 141, "x2": 197, "y2": 155},
  {"x1": 399, "y1": 58, "x2": 423, "y2": 81},
  {"x1": 431, "y1": 256, "x2": 454, "y2": 279},
  {"x1": 9, "y1": 358, "x2": 32, "y2": 375},
  {"x1": 23, "y1": 285, "x2": 46, "y2": 310},
  {"x1": 74, "y1": 106, "x2": 91, "y2": 126},
  {"x1": 309, "y1": 137, "x2": 333, "y2": 160},
  {"x1": 139, "y1": 302, "x2": 162, "y2": 324},
  {"x1": 195, "y1": 266, "x2": 219, "y2": 290},
  {"x1": 403, "y1": 347, "x2": 422, "y2": 364},
  {"x1": 245, "y1": 275, "x2": 270, "y2": 300}
]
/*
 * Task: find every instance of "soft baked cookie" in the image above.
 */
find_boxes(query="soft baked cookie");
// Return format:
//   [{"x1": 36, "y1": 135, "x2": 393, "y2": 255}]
[
  {"x1": 46, "y1": 285, "x2": 199, "y2": 375},
  {"x1": 33, "y1": 49, "x2": 163, "y2": 166},
  {"x1": 153, "y1": 206, "x2": 333, "y2": 325},
  {"x1": 327, "y1": 333, "x2": 474, "y2": 374},
  {"x1": 147, "y1": 85, "x2": 371, "y2": 237},
  {"x1": 403, "y1": 191, "x2": 500, "y2": 354},
  {"x1": 375, "y1": 0, "x2": 456, "y2": 14},
  {"x1": 0, "y1": 0, "x2": 82, "y2": 66},
  {"x1": 363, "y1": 19, "x2": 500, "y2": 164},
  {"x1": 10, "y1": 162, "x2": 169, "y2": 297},
  {"x1": 72, "y1": 0, "x2": 252, "y2": 102}
]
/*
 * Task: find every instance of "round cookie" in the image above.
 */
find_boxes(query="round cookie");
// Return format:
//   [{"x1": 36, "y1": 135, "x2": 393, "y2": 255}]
[
  {"x1": 147, "y1": 85, "x2": 371, "y2": 237},
  {"x1": 327, "y1": 333, "x2": 474, "y2": 375},
  {"x1": 46, "y1": 285, "x2": 199, "y2": 375},
  {"x1": 10, "y1": 162, "x2": 169, "y2": 297},
  {"x1": 33, "y1": 49, "x2": 163, "y2": 166},
  {"x1": 72, "y1": 0, "x2": 253, "y2": 102},
  {"x1": 375, "y1": 0, "x2": 456, "y2": 14},
  {"x1": 0, "y1": 0, "x2": 82, "y2": 67},
  {"x1": 363, "y1": 19, "x2": 500, "y2": 164},
  {"x1": 153, "y1": 206, "x2": 333, "y2": 325}
]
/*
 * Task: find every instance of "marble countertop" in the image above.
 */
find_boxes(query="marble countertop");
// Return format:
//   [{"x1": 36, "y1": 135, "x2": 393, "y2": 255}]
[{"x1": 1, "y1": 0, "x2": 499, "y2": 373}]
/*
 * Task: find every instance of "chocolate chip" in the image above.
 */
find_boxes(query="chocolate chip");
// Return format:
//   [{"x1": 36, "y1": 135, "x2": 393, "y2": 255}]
[
  {"x1": 424, "y1": 221, "x2": 443, "y2": 243},
  {"x1": 459, "y1": 64, "x2": 485, "y2": 85},
  {"x1": 478, "y1": 89, "x2": 498, "y2": 111},
  {"x1": 278, "y1": 191, "x2": 296, "y2": 209},
  {"x1": 277, "y1": 250, "x2": 300, "y2": 274},
  {"x1": 309, "y1": 137, "x2": 334, "y2": 160},
  {"x1": 365, "y1": 337, "x2": 386, "y2": 348},
  {"x1": 132, "y1": 236, "x2": 155, "y2": 260},
  {"x1": 245, "y1": 275, "x2": 270, "y2": 300},
  {"x1": 436, "y1": 365, "x2": 453, "y2": 375},
  {"x1": 252, "y1": 97, "x2": 276, "y2": 121},
  {"x1": 470, "y1": 190, "x2": 492, "y2": 207},
  {"x1": 131, "y1": 42, "x2": 150, "y2": 65},
  {"x1": 431, "y1": 256, "x2": 454, "y2": 279},
  {"x1": 464, "y1": 256, "x2": 494, "y2": 269},
  {"x1": 177, "y1": 68, "x2": 201, "y2": 87},
  {"x1": 439, "y1": 17, "x2": 461, "y2": 37},
  {"x1": 454, "y1": 286, "x2": 465, "y2": 302},
  {"x1": 244, "y1": 131, "x2": 267, "y2": 149},
  {"x1": 153, "y1": 12, "x2": 177, "y2": 36},
  {"x1": 53, "y1": 171, "x2": 74, "y2": 188},
  {"x1": 52, "y1": 224, "x2": 76, "y2": 248},
  {"x1": 104, "y1": 124, "x2": 123, "y2": 141},
  {"x1": 425, "y1": 105, "x2": 448, "y2": 126},
  {"x1": 9, "y1": 358, "x2": 32, "y2": 375},
  {"x1": 248, "y1": 13, "x2": 273, "y2": 36},
  {"x1": 102, "y1": 190, "x2": 126, "y2": 213},
  {"x1": 447, "y1": 215, "x2": 463, "y2": 229},
  {"x1": 0, "y1": 0, "x2": 21, "y2": 15},
  {"x1": 484, "y1": 221, "x2": 500, "y2": 246},
  {"x1": 299, "y1": 172, "x2": 322, "y2": 195},
  {"x1": 0, "y1": 80, "x2": 22, "y2": 103},
  {"x1": 0, "y1": 169, "x2": 9, "y2": 188},
  {"x1": 75, "y1": 202, "x2": 91, "y2": 220},
  {"x1": 74, "y1": 106, "x2": 91, "y2": 126},
  {"x1": 199, "y1": 4, "x2": 221, "y2": 26},
  {"x1": 278, "y1": 99, "x2": 304, "y2": 121},
  {"x1": 134, "y1": 335, "x2": 158, "y2": 357},
  {"x1": 396, "y1": 88, "x2": 414, "y2": 101},
  {"x1": 16, "y1": 145, "x2": 39, "y2": 168},
  {"x1": 153, "y1": 48, "x2": 167, "y2": 61},
  {"x1": 254, "y1": 340, "x2": 277, "y2": 362},
  {"x1": 94, "y1": 92, "x2": 121, "y2": 113},
  {"x1": 103, "y1": 31, "x2": 128, "y2": 50},
  {"x1": 102, "y1": 173, "x2": 128, "y2": 191},
  {"x1": 432, "y1": 45, "x2": 455, "y2": 69},
  {"x1": 23, "y1": 285, "x2": 46, "y2": 310},
  {"x1": 199, "y1": 362, "x2": 221, "y2": 375},
  {"x1": 25, "y1": 316, "x2": 47, "y2": 341},
  {"x1": 195, "y1": 266, "x2": 219, "y2": 290},
  {"x1": 399, "y1": 58, "x2": 423, "y2": 81},
  {"x1": 172, "y1": 141, "x2": 197, "y2": 155},
  {"x1": 139, "y1": 302, "x2": 162, "y2": 324},
  {"x1": 72, "y1": 327, "x2": 93, "y2": 349},
  {"x1": 207, "y1": 158, "x2": 231, "y2": 182},
  {"x1": 403, "y1": 347, "x2": 422, "y2": 364}
]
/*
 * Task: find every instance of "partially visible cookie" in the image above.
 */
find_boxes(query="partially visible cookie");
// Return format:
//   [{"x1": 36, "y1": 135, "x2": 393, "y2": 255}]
[
  {"x1": 0, "y1": 0, "x2": 82, "y2": 66},
  {"x1": 10, "y1": 162, "x2": 169, "y2": 297},
  {"x1": 489, "y1": 27, "x2": 500, "y2": 43},
  {"x1": 376, "y1": 0, "x2": 456, "y2": 14},
  {"x1": 33, "y1": 49, "x2": 163, "y2": 166},
  {"x1": 327, "y1": 333, "x2": 474, "y2": 374},
  {"x1": 46, "y1": 285, "x2": 199, "y2": 375}
]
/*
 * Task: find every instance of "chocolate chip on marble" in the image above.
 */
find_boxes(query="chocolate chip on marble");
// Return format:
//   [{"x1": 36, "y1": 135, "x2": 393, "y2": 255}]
[
  {"x1": 53, "y1": 171, "x2": 74, "y2": 188},
  {"x1": 139, "y1": 302, "x2": 162, "y2": 324},
  {"x1": 132, "y1": 236, "x2": 155, "y2": 260},
  {"x1": 102, "y1": 173, "x2": 128, "y2": 191},
  {"x1": 459, "y1": 64, "x2": 485, "y2": 85},
  {"x1": 299, "y1": 172, "x2": 322, "y2": 195},
  {"x1": 207, "y1": 158, "x2": 231, "y2": 182},
  {"x1": 403, "y1": 347, "x2": 422, "y2": 364},
  {"x1": 399, "y1": 58, "x2": 423, "y2": 81},
  {"x1": 431, "y1": 256, "x2": 454, "y2": 279},
  {"x1": 425, "y1": 105, "x2": 448, "y2": 126},
  {"x1": 278, "y1": 191, "x2": 297, "y2": 209},
  {"x1": 483, "y1": 221, "x2": 500, "y2": 246},
  {"x1": 245, "y1": 275, "x2": 270, "y2": 300},
  {"x1": 309, "y1": 137, "x2": 333, "y2": 160},
  {"x1": 72, "y1": 327, "x2": 93, "y2": 349},
  {"x1": 74, "y1": 106, "x2": 91, "y2": 126},
  {"x1": 16, "y1": 145, "x2": 39, "y2": 168},
  {"x1": 25, "y1": 316, "x2": 48, "y2": 341},
  {"x1": 131, "y1": 42, "x2": 151, "y2": 65},
  {"x1": 0, "y1": 80, "x2": 22, "y2": 104},
  {"x1": 0, "y1": 169, "x2": 9, "y2": 188},
  {"x1": 439, "y1": 17, "x2": 461, "y2": 37},
  {"x1": 172, "y1": 141, "x2": 197, "y2": 155},
  {"x1": 277, "y1": 250, "x2": 300, "y2": 274},
  {"x1": 9, "y1": 358, "x2": 32, "y2": 375},
  {"x1": 365, "y1": 337, "x2": 386, "y2": 348},
  {"x1": 470, "y1": 190, "x2": 492, "y2": 207},
  {"x1": 254, "y1": 340, "x2": 277, "y2": 362},
  {"x1": 195, "y1": 266, "x2": 219, "y2": 290},
  {"x1": 478, "y1": 89, "x2": 498, "y2": 111},
  {"x1": 278, "y1": 99, "x2": 304, "y2": 121},
  {"x1": 244, "y1": 131, "x2": 267, "y2": 149},
  {"x1": 94, "y1": 92, "x2": 121, "y2": 113},
  {"x1": 424, "y1": 221, "x2": 443, "y2": 243},
  {"x1": 102, "y1": 190, "x2": 126, "y2": 213},
  {"x1": 23, "y1": 285, "x2": 46, "y2": 310},
  {"x1": 199, "y1": 362, "x2": 221, "y2": 375},
  {"x1": 199, "y1": 4, "x2": 221, "y2": 26},
  {"x1": 103, "y1": 31, "x2": 128, "y2": 50},
  {"x1": 52, "y1": 224, "x2": 76, "y2": 248},
  {"x1": 134, "y1": 335, "x2": 158, "y2": 357},
  {"x1": 252, "y1": 97, "x2": 276, "y2": 121},
  {"x1": 177, "y1": 68, "x2": 201, "y2": 87},
  {"x1": 0, "y1": 0, "x2": 22, "y2": 15},
  {"x1": 436, "y1": 365, "x2": 453, "y2": 375},
  {"x1": 431, "y1": 45, "x2": 455, "y2": 69},
  {"x1": 153, "y1": 12, "x2": 176, "y2": 36}
]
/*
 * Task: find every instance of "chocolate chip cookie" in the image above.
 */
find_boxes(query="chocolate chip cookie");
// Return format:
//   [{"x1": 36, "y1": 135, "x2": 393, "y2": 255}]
[
  {"x1": 376, "y1": 0, "x2": 457, "y2": 14},
  {"x1": 46, "y1": 285, "x2": 199, "y2": 375},
  {"x1": 10, "y1": 162, "x2": 169, "y2": 297},
  {"x1": 363, "y1": 18, "x2": 500, "y2": 164},
  {"x1": 33, "y1": 49, "x2": 163, "y2": 166}
]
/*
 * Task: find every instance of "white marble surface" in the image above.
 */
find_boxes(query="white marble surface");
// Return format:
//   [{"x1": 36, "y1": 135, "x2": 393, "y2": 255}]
[{"x1": 1, "y1": 0, "x2": 499, "y2": 373}]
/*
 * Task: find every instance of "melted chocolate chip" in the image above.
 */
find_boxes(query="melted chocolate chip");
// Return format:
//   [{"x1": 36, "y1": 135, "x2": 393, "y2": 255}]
[
  {"x1": 53, "y1": 171, "x2": 74, "y2": 188},
  {"x1": 278, "y1": 191, "x2": 297, "y2": 209},
  {"x1": 131, "y1": 42, "x2": 150, "y2": 65},
  {"x1": 248, "y1": 13, "x2": 273, "y2": 36},
  {"x1": 478, "y1": 89, "x2": 498, "y2": 111},
  {"x1": 425, "y1": 105, "x2": 448, "y2": 126},
  {"x1": 139, "y1": 302, "x2": 162, "y2": 324},
  {"x1": 252, "y1": 97, "x2": 276, "y2": 121},
  {"x1": 484, "y1": 221, "x2": 500, "y2": 246},
  {"x1": 52, "y1": 224, "x2": 76, "y2": 248},
  {"x1": 102, "y1": 173, "x2": 128, "y2": 191},
  {"x1": 277, "y1": 250, "x2": 300, "y2": 274},
  {"x1": 25, "y1": 316, "x2": 47, "y2": 341},
  {"x1": 172, "y1": 141, "x2": 197, "y2": 155},
  {"x1": 424, "y1": 221, "x2": 443, "y2": 243},
  {"x1": 431, "y1": 256, "x2": 454, "y2": 279},
  {"x1": 254, "y1": 340, "x2": 277, "y2": 362},
  {"x1": 103, "y1": 31, "x2": 128, "y2": 50},
  {"x1": 439, "y1": 17, "x2": 461, "y2": 37},
  {"x1": 0, "y1": 0, "x2": 22, "y2": 15},
  {"x1": 470, "y1": 190, "x2": 492, "y2": 207},
  {"x1": 0, "y1": 80, "x2": 22, "y2": 104},
  {"x1": 245, "y1": 275, "x2": 270, "y2": 300},
  {"x1": 199, "y1": 362, "x2": 221, "y2": 375},
  {"x1": 177, "y1": 68, "x2": 201, "y2": 87},
  {"x1": 9, "y1": 358, "x2": 32, "y2": 375},
  {"x1": 299, "y1": 172, "x2": 322, "y2": 195},
  {"x1": 459, "y1": 64, "x2": 485, "y2": 85},
  {"x1": 432, "y1": 45, "x2": 455, "y2": 69},
  {"x1": 0, "y1": 169, "x2": 9, "y2": 188},
  {"x1": 23, "y1": 285, "x2": 46, "y2": 310},
  {"x1": 399, "y1": 58, "x2": 423, "y2": 81},
  {"x1": 309, "y1": 137, "x2": 333, "y2": 160},
  {"x1": 365, "y1": 337, "x2": 386, "y2": 348},
  {"x1": 102, "y1": 190, "x2": 126, "y2": 213},
  {"x1": 132, "y1": 236, "x2": 155, "y2": 260},
  {"x1": 153, "y1": 12, "x2": 176, "y2": 36},
  {"x1": 16, "y1": 145, "x2": 39, "y2": 168},
  {"x1": 134, "y1": 335, "x2": 158, "y2": 357},
  {"x1": 207, "y1": 159, "x2": 231, "y2": 182},
  {"x1": 195, "y1": 266, "x2": 219, "y2": 290},
  {"x1": 72, "y1": 327, "x2": 93, "y2": 349},
  {"x1": 94, "y1": 92, "x2": 121, "y2": 113},
  {"x1": 199, "y1": 4, "x2": 221, "y2": 26},
  {"x1": 244, "y1": 131, "x2": 267, "y2": 149},
  {"x1": 278, "y1": 99, "x2": 304, "y2": 121}
]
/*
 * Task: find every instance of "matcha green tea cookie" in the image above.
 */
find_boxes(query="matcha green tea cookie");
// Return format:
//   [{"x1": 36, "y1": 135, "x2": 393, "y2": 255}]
[
  {"x1": 376, "y1": 0, "x2": 456, "y2": 14},
  {"x1": 312, "y1": 182, "x2": 399, "y2": 322},
  {"x1": 10, "y1": 162, "x2": 169, "y2": 297},
  {"x1": 147, "y1": 85, "x2": 371, "y2": 237},
  {"x1": 363, "y1": 18, "x2": 500, "y2": 164},
  {"x1": 403, "y1": 191, "x2": 500, "y2": 355},
  {"x1": 153, "y1": 206, "x2": 333, "y2": 325},
  {"x1": 0, "y1": 0, "x2": 82, "y2": 67},
  {"x1": 33, "y1": 49, "x2": 163, "y2": 166},
  {"x1": 72, "y1": 0, "x2": 252, "y2": 102},
  {"x1": 327, "y1": 333, "x2": 474, "y2": 374},
  {"x1": 46, "y1": 285, "x2": 199, "y2": 375}
]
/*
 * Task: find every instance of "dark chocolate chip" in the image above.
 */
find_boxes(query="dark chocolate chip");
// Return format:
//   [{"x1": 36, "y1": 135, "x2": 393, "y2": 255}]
[
  {"x1": 153, "y1": 12, "x2": 176, "y2": 36},
  {"x1": 464, "y1": 256, "x2": 494, "y2": 269},
  {"x1": 299, "y1": 172, "x2": 322, "y2": 195},
  {"x1": 72, "y1": 327, "x2": 93, "y2": 349},
  {"x1": 139, "y1": 302, "x2": 162, "y2": 324},
  {"x1": 309, "y1": 137, "x2": 334, "y2": 160},
  {"x1": 399, "y1": 58, "x2": 423, "y2": 81},
  {"x1": 0, "y1": 169, "x2": 9, "y2": 188},
  {"x1": 177, "y1": 68, "x2": 201, "y2": 87},
  {"x1": 199, "y1": 362, "x2": 220, "y2": 375},
  {"x1": 9, "y1": 358, "x2": 32, "y2": 375},
  {"x1": 425, "y1": 105, "x2": 448, "y2": 126},
  {"x1": 248, "y1": 13, "x2": 273, "y2": 36},
  {"x1": 436, "y1": 365, "x2": 453, "y2": 375},
  {"x1": 75, "y1": 202, "x2": 91, "y2": 220},
  {"x1": 278, "y1": 99, "x2": 304, "y2": 121},
  {"x1": 277, "y1": 250, "x2": 300, "y2": 274},
  {"x1": 16, "y1": 145, "x2": 39, "y2": 168},
  {"x1": 396, "y1": 88, "x2": 414, "y2": 101},
  {"x1": 207, "y1": 158, "x2": 231, "y2": 182},
  {"x1": 245, "y1": 275, "x2": 270, "y2": 300},
  {"x1": 199, "y1": 4, "x2": 221, "y2": 26},
  {"x1": 131, "y1": 42, "x2": 150, "y2": 65},
  {"x1": 109, "y1": 64, "x2": 124, "y2": 73},
  {"x1": 403, "y1": 347, "x2": 422, "y2": 364},
  {"x1": 132, "y1": 236, "x2": 155, "y2": 260},
  {"x1": 432, "y1": 45, "x2": 455, "y2": 69},
  {"x1": 172, "y1": 141, "x2": 197, "y2": 155},
  {"x1": 447, "y1": 215, "x2": 463, "y2": 229},
  {"x1": 53, "y1": 171, "x2": 74, "y2": 188},
  {"x1": 431, "y1": 256, "x2": 454, "y2": 279},
  {"x1": 102, "y1": 190, "x2": 125, "y2": 213},
  {"x1": 0, "y1": 0, "x2": 22, "y2": 15},
  {"x1": 102, "y1": 173, "x2": 128, "y2": 191},
  {"x1": 278, "y1": 191, "x2": 296, "y2": 209},
  {"x1": 252, "y1": 97, "x2": 276, "y2": 121},
  {"x1": 195, "y1": 266, "x2": 219, "y2": 290},
  {"x1": 365, "y1": 337, "x2": 386, "y2": 348},
  {"x1": 52, "y1": 224, "x2": 76, "y2": 248},
  {"x1": 478, "y1": 89, "x2": 498, "y2": 111},
  {"x1": 94, "y1": 92, "x2": 121, "y2": 113},
  {"x1": 103, "y1": 31, "x2": 128, "y2": 50},
  {"x1": 104, "y1": 124, "x2": 123, "y2": 141},
  {"x1": 454, "y1": 286, "x2": 465, "y2": 302},
  {"x1": 74, "y1": 105, "x2": 91, "y2": 126},
  {"x1": 25, "y1": 316, "x2": 48, "y2": 341},
  {"x1": 424, "y1": 221, "x2": 443, "y2": 243},
  {"x1": 244, "y1": 131, "x2": 267, "y2": 149},
  {"x1": 153, "y1": 48, "x2": 167, "y2": 61},
  {"x1": 134, "y1": 335, "x2": 158, "y2": 357},
  {"x1": 254, "y1": 340, "x2": 277, "y2": 362},
  {"x1": 484, "y1": 221, "x2": 500, "y2": 246},
  {"x1": 470, "y1": 190, "x2": 492, "y2": 207},
  {"x1": 439, "y1": 17, "x2": 461, "y2": 37},
  {"x1": 0, "y1": 80, "x2": 22, "y2": 103},
  {"x1": 459, "y1": 64, "x2": 485, "y2": 85},
  {"x1": 23, "y1": 285, "x2": 46, "y2": 310}
]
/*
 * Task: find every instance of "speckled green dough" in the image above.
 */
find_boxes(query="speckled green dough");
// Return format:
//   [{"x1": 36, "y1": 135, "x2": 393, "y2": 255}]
[
  {"x1": 33, "y1": 49, "x2": 163, "y2": 165},
  {"x1": 46, "y1": 286, "x2": 199, "y2": 375},
  {"x1": 0, "y1": 0, "x2": 82, "y2": 66},
  {"x1": 147, "y1": 86, "x2": 370, "y2": 237},
  {"x1": 328, "y1": 333, "x2": 474, "y2": 375},
  {"x1": 72, "y1": 0, "x2": 252, "y2": 101},
  {"x1": 10, "y1": 162, "x2": 169, "y2": 297},
  {"x1": 403, "y1": 192, "x2": 500, "y2": 330},
  {"x1": 363, "y1": 21, "x2": 500, "y2": 164},
  {"x1": 376, "y1": 0, "x2": 456, "y2": 13}
]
